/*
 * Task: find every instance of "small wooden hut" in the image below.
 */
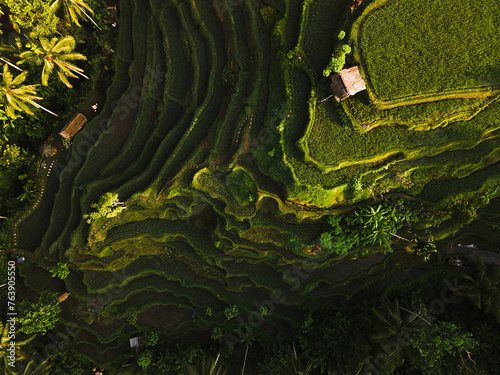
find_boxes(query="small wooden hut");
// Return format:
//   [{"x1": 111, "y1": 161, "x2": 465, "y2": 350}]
[
  {"x1": 330, "y1": 66, "x2": 366, "y2": 102},
  {"x1": 59, "y1": 113, "x2": 87, "y2": 140}
]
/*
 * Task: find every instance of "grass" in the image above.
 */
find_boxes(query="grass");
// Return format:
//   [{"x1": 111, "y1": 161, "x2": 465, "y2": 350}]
[
  {"x1": 301, "y1": 98, "x2": 500, "y2": 172},
  {"x1": 301, "y1": 0, "x2": 347, "y2": 75},
  {"x1": 353, "y1": 0, "x2": 500, "y2": 101}
]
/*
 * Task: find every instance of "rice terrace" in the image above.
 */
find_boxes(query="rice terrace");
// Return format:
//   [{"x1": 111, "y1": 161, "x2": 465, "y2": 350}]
[{"x1": 1, "y1": 0, "x2": 500, "y2": 374}]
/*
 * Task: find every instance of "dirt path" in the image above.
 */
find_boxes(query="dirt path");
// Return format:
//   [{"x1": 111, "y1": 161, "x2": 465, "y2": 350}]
[{"x1": 442, "y1": 244, "x2": 500, "y2": 266}]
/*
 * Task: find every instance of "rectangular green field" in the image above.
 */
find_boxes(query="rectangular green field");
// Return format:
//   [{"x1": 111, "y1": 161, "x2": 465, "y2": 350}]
[{"x1": 354, "y1": 0, "x2": 500, "y2": 101}]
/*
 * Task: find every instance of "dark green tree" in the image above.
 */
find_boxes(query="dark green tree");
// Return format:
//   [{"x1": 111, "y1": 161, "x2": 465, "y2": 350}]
[
  {"x1": 460, "y1": 259, "x2": 500, "y2": 322},
  {"x1": 19, "y1": 292, "x2": 61, "y2": 335},
  {"x1": 185, "y1": 352, "x2": 228, "y2": 375},
  {"x1": 1, "y1": 0, "x2": 58, "y2": 38},
  {"x1": 409, "y1": 321, "x2": 477, "y2": 375},
  {"x1": 17, "y1": 35, "x2": 88, "y2": 88},
  {"x1": 49, "y1": 262, "x2": 69, "y2": 279}
]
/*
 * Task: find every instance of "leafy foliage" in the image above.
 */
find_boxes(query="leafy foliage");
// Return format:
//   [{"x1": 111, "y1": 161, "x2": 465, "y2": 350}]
[
  {"x1": 50, "y1": 0, "x2": 95, "y2": 28},
  {"x1": 317, "y1": 199, "x2": 418, "y2": 255},
  {"x1": 405, "y1": 237, "x2": 437, "y2": 261},
  {"x1": 224, "y1": 305, "x2": 239, "y2": 320},
  {"x1": 409, "y1": 321, "x2": 477, "y2": 375},
  {"x1": 49, "y1": 263, "x2": 69, "y2": 279},
  {"x1": 322, "y1": 30, "x2": 351, "y2": 76},
  {"x1": 137, "y1": 349, "x2": 152, "y2": 370},
  {"x1": 460, "y1": 260, "x2": 500, "y2": 322},
  {"x1": 0, "y1": 65, "x2": 43, "y2": 118},
  {"x1": 297, "y1": 310, "x2": 369, "y2": 373},
  {"x1": 211, "y1": 327, "x2": 223, "y2": 341},
  {"x1": 83, "y1": 192, "x2": 125, "y2": 223},
  {"x1": 225, "y1": 169, "x2": 258, "y2": 206},
  {"x1": 19, "y1": 292, "x2": 61, "y2": 335},
  {"x1": 143, "y1": 330, "x2": 159, "y2": 347},
  {"x1": 18, "y1": 36, "x2": 87, "y2": 88},
  {"x1": 185, "y1": 353, "x2": 228, "y2": 375},
  {"x1": 1, "y1": 0, "x2": 59, "y2": 38}
]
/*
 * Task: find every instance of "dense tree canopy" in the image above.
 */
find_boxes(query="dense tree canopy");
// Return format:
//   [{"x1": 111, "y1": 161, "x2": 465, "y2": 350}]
[{"x1": 1, "y1": 0, "x2": 58, "y2": 38}]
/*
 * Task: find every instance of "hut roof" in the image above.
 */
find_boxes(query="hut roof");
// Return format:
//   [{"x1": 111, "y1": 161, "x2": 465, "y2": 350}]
[
  {"x1": 59, "y1": 113, "x2": 87, "y2": 140},
  {"x1": 330, "y1": 74, "x2": 349, "y2": 102},
  {"x1": 129, "y1": 337, "x2": 140, "y2": 349},
  {"x1": 338, "y1": 66, "x2": 366, "y2": 96}
]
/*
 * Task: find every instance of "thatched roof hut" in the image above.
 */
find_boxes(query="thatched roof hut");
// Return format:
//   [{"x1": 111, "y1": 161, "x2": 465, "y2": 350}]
[
  {"x1": 59, "y1": 113, "x2": 87, "y2": 140},
  {"x1": 330, "y1": 66, "x2": 366, "y2": 102}
]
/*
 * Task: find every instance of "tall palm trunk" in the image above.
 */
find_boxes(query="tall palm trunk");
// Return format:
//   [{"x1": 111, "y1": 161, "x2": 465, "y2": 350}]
[
  {"x1": 24, "y1": 98, "x2": 59, "y2": 117},
  {"x1": 241, "y1": 345, "x2": 249, "y2": 375}
]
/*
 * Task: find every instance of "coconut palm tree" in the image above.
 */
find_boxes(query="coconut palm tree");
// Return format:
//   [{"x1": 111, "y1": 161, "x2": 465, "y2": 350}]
[
  {"x1": 1, "y1": 321, "x2": 37, "y2": 375},
  {"x1": 369, "y1": 299, "x2": 425, "y2": 345},
  {"x1": 16, "y1": 353, "x2": 52, "y2": 375},
  {"x1": 17, "y1": 36, "x2": 88, "y2": 88},
  {"x1": 0, "y1": 36, "x2": 24, "y2": 72},
  {"x1": 50, "y1": 0, "x2": 101, "y2": 29},
  {"x1": 0, "y1": 65, "x2": 58, "y2": 118},
  {"x1": 40, "y1": 143, "x2": 55, "y2": 158},
  {"x1": 461, "y1": 259, "x2": 500, "y2": 322},
  {"x1": 279, "y1": 350, "x2": 314, "y2": 375},
  {"x1": 185, "y1": 352, "x2": 228, "y2": 375}
]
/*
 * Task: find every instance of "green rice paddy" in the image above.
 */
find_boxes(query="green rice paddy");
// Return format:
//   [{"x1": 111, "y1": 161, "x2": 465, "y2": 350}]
[{"x1": 14, "y1": 0, "x2": 500, "y2": 368}]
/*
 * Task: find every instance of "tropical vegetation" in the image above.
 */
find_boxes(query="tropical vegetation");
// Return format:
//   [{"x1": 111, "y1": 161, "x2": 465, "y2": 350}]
[{"x1": 0, "y1": 0, "x2": 499, "y2": 374}]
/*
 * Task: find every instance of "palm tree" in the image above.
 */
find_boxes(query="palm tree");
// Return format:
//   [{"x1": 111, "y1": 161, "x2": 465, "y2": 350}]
[
  {"x1": 1, "y1": 321, "x2": 37, "y2": 375},
  {"x1": 40, "y1": 143, "x2": 55, "y2": 158},
  {"x1": 0, "y1": 36, "x2": 24, "y2": 72},
  {"x1": 369, "y1": 299, "x2": 424, "y2": 345},
  {"x1": 16, "y1": 353, "x2": 52, "y2": 375},
  {"x1": 185, "y1": 352, "x2": 228, "y2": 375},
  {"x1": 50, "y1": 0, "x2": 101, "y2": 29},
  {"x1": 461, "y1": 259, "x2": 500, "y2": 322},
  {"x1": 279, "y1": 350, "x2": 314, "y2": 375},
  {"x1": 17, "y1": 36, "x2": 88, "y2": 88},
  {"x1": 0, "y1": 65, "x2": 58, "y2": 118}
]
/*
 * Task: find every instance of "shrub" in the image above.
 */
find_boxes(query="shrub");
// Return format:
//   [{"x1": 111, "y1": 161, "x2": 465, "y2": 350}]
[
  {"x1": 211, "y1": 327, "x2": 223, "y2": 341},
  {"x1": 49, "y1": 262, "x2": 70, "y2": 279},
  {"x1": 410, "y1": 321, "x2": 477, "y2": 374},
  {"x1": 137, "y1": 350, "x2": 153, "y2": 369},
  {"x1": 19, "y1": 292, "x2": 61, "y2": 335},
  {"x1": 225, "y1": 305, "x2": 239, "y2": 320},
  {"x1": 260, "y1": 306, "x2": 269, "y2": 316},
  {"x1": 144, "y1": 330, "x2": 159, "y2": 347}
]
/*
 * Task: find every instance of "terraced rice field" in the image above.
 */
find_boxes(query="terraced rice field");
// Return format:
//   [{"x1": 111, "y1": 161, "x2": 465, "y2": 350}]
[
  {"x1": 14, "y1": 0, "x2": 500, "y2": 368},
  {"x1": 353, "y1": 0, "x2": 500, "y2": 102}
]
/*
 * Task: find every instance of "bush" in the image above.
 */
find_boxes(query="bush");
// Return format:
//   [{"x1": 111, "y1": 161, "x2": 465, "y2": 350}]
[
  {"x1": 211, "y1": 327, "x2": 223, "y2": 341},
  {"x1": 137, "y1": 350, "x2": 153, "y2": 369},
  {"x1": 410, "y1": 321, "x2": 477, "y2": 375},
  {"x1": 144, "y1": 330, "x2": 159, "y2": 347},
  {"x1": 19, "y1": 292, "x2": 61, "y2": 335},
  {"x1": 49, "y1": 263, "x2": 70, "y2": 279},
  {"x1": 225, "y1": 305, "x2": 239, "y2": 320},
  {"x1": 225, "y1": 169, "x2": 258, "y2": 206}
]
